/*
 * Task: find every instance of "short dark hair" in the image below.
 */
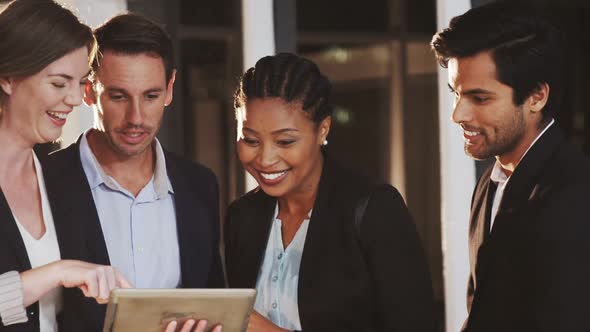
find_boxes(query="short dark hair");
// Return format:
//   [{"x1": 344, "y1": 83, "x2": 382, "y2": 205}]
[
  {"x1": 234, "y1": 53, "x2": 333, "y2": 125},
  {"x1": 93, "y1": 13, "x2": 174, "y2": 82},
  {"x1": 0, "y1": 0, "x2": 96, "y2": 105},
  {"x1": 431, "y1": 1, "x2": 564, "y2": 119}
]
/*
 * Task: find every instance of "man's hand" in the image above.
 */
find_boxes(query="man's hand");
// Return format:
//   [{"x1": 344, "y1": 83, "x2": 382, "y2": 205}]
[{"x1": 164, "y1": 319, "x2": 223, "y2": 332}]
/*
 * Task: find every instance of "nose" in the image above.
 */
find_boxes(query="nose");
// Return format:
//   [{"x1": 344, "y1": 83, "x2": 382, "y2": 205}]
[
  {"x1": 126, "y1": 99, "x2": 143, "y2": 125},
  {"x1": 451, "y1": 96, "x2": 472, "y2": 124},
  {"x1": 64, "y1": 83, "x2": 84, "y2": 107},
  {"x1": 258, "y1": 143, "x2": 278, "y2": 168}
]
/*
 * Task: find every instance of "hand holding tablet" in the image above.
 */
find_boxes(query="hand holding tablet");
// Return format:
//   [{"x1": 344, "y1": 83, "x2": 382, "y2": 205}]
[{"x1": 164, "y1": 319, "x2": 222, "y2": 332}]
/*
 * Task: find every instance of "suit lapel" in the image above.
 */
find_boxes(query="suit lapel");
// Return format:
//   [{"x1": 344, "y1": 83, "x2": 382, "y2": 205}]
[
  {"x1": 166, "y1": 154, "x2": 216, "y2": 287},
  {"x1": 241, "y1": 192, "x2": 276, "y2": 288},
  {"x1": 0, "y1": 189, "x2": 31, "y2": 271},
  {"x1": 492, "y1": 124, "x2": 562, "y2": 232},
  {"x1": 469, "y1": 178, "x2": 496, "y2": 291},
  {"x1": 298, "y1": 158, "x2": 339, "y2": 308},
  {"x1": 44, "y1": 139, "x2": 110, "y2": 266},
  {"x1": 470, "y1": 124, "x2": 563, "y2": 297}
]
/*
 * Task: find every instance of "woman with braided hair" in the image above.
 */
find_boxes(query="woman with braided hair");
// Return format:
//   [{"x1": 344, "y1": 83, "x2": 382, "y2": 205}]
[{"x1": 225, "y1": 53, "x2": 436, "y2": 332}]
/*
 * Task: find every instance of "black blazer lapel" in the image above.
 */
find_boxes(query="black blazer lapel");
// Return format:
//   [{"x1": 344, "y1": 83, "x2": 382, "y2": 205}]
[
  {"x1": 492, "y1": 124, "x2": 562, "y2": 232},
  {"x1": 0, "y1": 189, "x2": 31, "y2": 271},
  {"x1": 165, "y1": 154, "x2": 223, "y2": 288},
  {"x1": 227, "y1": 190, "x2": 275, "y2": 288},
  {"x1": 44, "y1": 138, "x2": 109, "y2": 266},
  {"x1": 469, "y1": 177, "x2": 497, "y2": 295},
  {"x1": 298, "y1": 158, "x2": 339, "y2": 303},
  {"x1": 167, "y1": 168, "x2": 206, "y2": 287}
]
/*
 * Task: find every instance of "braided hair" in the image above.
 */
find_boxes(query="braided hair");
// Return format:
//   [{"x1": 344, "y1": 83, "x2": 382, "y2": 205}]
[{"x1": 234, "y1": 53, "x2": 333, "y2": 125}]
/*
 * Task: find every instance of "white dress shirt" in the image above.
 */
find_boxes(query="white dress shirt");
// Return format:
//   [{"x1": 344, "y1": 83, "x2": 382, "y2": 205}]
[{"x1": 254, "y1": 204, "x2": 311, "y2": 331}]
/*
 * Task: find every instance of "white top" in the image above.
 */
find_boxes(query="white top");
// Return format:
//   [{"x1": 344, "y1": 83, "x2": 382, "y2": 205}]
[
  {"x1": 490, "y1": 119, "x2": 555, "y2": 230},
  {"x1": 13, "y1": 152, "x2": 62, "y2": 332},
  {"x1": 254, "y1": 204, "x2": 311, "y2": 331}
]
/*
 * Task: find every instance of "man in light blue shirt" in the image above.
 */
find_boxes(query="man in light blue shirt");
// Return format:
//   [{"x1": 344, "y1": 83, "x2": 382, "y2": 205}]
[{"x1": 43, "y1": 13, "x2": 224, "y2": 332}]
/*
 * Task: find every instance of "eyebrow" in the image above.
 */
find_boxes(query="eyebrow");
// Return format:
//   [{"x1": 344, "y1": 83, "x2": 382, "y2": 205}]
[
  {"x1": 448, "y1": 83, "x2": 496, "y2": 95},
  {"x1": 243, "y1": 127, "x2": 299, "y2": 135},
  {"x1": 104, "y1": 87, "x2": 128, "y2": 94},
  {"x1": 145, "y1": 88, "x2": 164, "y2": 94},
  {"x1": 48, "y1": 70, "x2": 92, "y2": 81},
  {"x1": 104, "y1": 87, "x2": 164, "y2": 94}
]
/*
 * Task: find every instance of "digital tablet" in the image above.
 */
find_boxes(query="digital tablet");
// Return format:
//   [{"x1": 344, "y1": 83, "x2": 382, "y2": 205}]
[{"x1": 103, "y1": 288, "x2": 256, "y2": 332}]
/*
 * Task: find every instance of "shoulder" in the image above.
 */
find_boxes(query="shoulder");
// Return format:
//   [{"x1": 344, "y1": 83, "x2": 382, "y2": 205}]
[
  {"x1": 548, "y1": 140, "x2": 590, "y2": 185},
  {"x1": 163, "y1": 149, "x2": 218, "y2": 185},
  {"x1": 532, "y1": 141, "x2": 590, "y2": 228},
  {"x1": 227, "y1": 187, "x2": 269, "y2": 217},
  {"x1": 41, "y1": 141, "x2": 82, "y2": 176},
  {"x1": 322, "y1": 158, "x2": 399, "y2": 203},
  {"x1": 163, "y1": 150, "x2": 220, "y2": 213},
  {"x1": 44, "y1": 141, "x2": 80, "y2": 162}
]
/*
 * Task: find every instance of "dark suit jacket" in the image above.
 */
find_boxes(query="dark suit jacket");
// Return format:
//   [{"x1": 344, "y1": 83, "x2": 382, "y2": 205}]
[
  {"x1": 40, "y1": 137, "x2": 225, "y2": 332},
  {"x1": 224, "y1": 158, "x2": 435, "y2": 332},
  {"x1": 463, "y1": 124, "x2": 590, "y2": 332},
  {"x1": 0, "y1": 191, "x2": 40, "y2": 332}
]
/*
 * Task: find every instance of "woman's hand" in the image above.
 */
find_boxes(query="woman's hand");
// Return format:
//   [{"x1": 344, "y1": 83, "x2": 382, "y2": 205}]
[
  {"x1": 57, "y1": 260, "x2": 132, "y2": 304},
  {"x1": 247, "y1": 311, "x2": 290, "y2": 332},
  {"x1": 164, "y1": 319, "x2": 222, "y2": 332},
  {"x1": 21, "y1": 259, "x2": 132, "y2": 306}
]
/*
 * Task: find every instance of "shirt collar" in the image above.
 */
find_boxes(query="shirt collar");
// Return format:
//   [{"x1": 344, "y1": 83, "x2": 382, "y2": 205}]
[
  {"x1": 490, "y1": 118, "x2": 555, "y2": 184},
  {"x1": 272, "y1": 202, "x2": 313, "y2": 222},
  {"x1": 79, "y1": 129, "x2": 174, "y2": 198}
]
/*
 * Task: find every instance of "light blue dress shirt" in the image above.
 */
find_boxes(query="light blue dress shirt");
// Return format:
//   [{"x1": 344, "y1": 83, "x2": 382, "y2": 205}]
[
  {"x1": 254, "y1": 204, "x2": 311, "y2": 331},
  {"x1": 79, "y1": 130, "x2": 181, "y2": 288}
]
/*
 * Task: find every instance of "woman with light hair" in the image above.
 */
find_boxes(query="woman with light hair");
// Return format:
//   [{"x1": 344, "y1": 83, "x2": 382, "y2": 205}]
[{"x1": 0, "y1": 1, "x2": 131, "y2": 331}]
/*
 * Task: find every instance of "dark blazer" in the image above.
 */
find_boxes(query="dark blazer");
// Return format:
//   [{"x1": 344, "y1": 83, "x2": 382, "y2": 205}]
[
  {"x1": 463, "y1": 124, "x2": 590, "y2": 332},
  {"x1": 0, "y1": 191, "x2": 40, "y2": 332},
  {"x1": 225, "y1": 158, "x2": 435, "y2": 332},
  {"x1": 40, "y1": 137, "x2": 225, "y2": 332}
]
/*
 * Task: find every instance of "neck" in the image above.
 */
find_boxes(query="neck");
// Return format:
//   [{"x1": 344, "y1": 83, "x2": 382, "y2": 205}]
[
  {"x1": 86, "y1": 129, "x2": 155, "y2": 195},
  {"x1": 277, "y1": 155, "x2": 324, "y2": 217},
  {"x1": 0, "y1": 116, "x2": 36, "y2": 180}
]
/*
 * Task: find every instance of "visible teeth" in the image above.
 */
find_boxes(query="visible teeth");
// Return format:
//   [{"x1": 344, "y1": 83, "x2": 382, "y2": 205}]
[
  {"x1": 125, "y1": 132, "x2": 142, "y2": 137},
  {"x1": 260, "y1": 170, "x2": 287, "y2": 180},
  {"x1": 465, "y1": 130, "x2": 479, "y2": 137},
  {"x1": 47, "y1": 111, "x2": 68, "y2": 120}
]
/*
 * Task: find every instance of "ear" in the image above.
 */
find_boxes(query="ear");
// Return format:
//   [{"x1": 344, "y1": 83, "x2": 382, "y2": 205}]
[
  {"x1": 83, "y1": 80, "x2": 97, "y2": 106},
  {"x1": 527, "y1": 82, "x2": 550, "y2": 114},
  {"x1": 0, "y1": 77, "x2": 14, "y2": 96},
  {"x1": 318, "y1": 116, "x2": 332, "y2": 145},
  {"x1": 164, "y1": 69, "x2": 177, "y2": 107}
]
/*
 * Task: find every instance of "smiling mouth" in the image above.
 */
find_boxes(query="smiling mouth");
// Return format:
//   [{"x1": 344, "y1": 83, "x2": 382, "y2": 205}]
[
  {"x1": 259, "y1": 170, "x2": 289, "y2": 180},
  {"x1": 123, "y1": 132, "x2": 145, "y2": 137},
  {"x1": 47, "y1": 111, "x2": 68, "y2": 120}
]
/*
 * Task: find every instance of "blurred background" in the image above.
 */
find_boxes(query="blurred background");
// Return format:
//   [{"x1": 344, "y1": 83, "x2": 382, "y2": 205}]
[{"x1": 2, "y1": 0, "x2": 588, "y2": 330}]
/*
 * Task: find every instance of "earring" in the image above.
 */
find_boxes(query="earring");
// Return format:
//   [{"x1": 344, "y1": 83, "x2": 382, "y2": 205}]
[{"x1": 322, "y1": 140, "x2": 328, "y2": 146}]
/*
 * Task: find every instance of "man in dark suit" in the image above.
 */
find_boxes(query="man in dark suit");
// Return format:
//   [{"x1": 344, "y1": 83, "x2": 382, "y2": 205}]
[
  {"x1": 432, "y1": 2, "x2": 590, "y2": 331},
  {"x1": 42, "y1": 14, "x2": 224, "y2": 332}
]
